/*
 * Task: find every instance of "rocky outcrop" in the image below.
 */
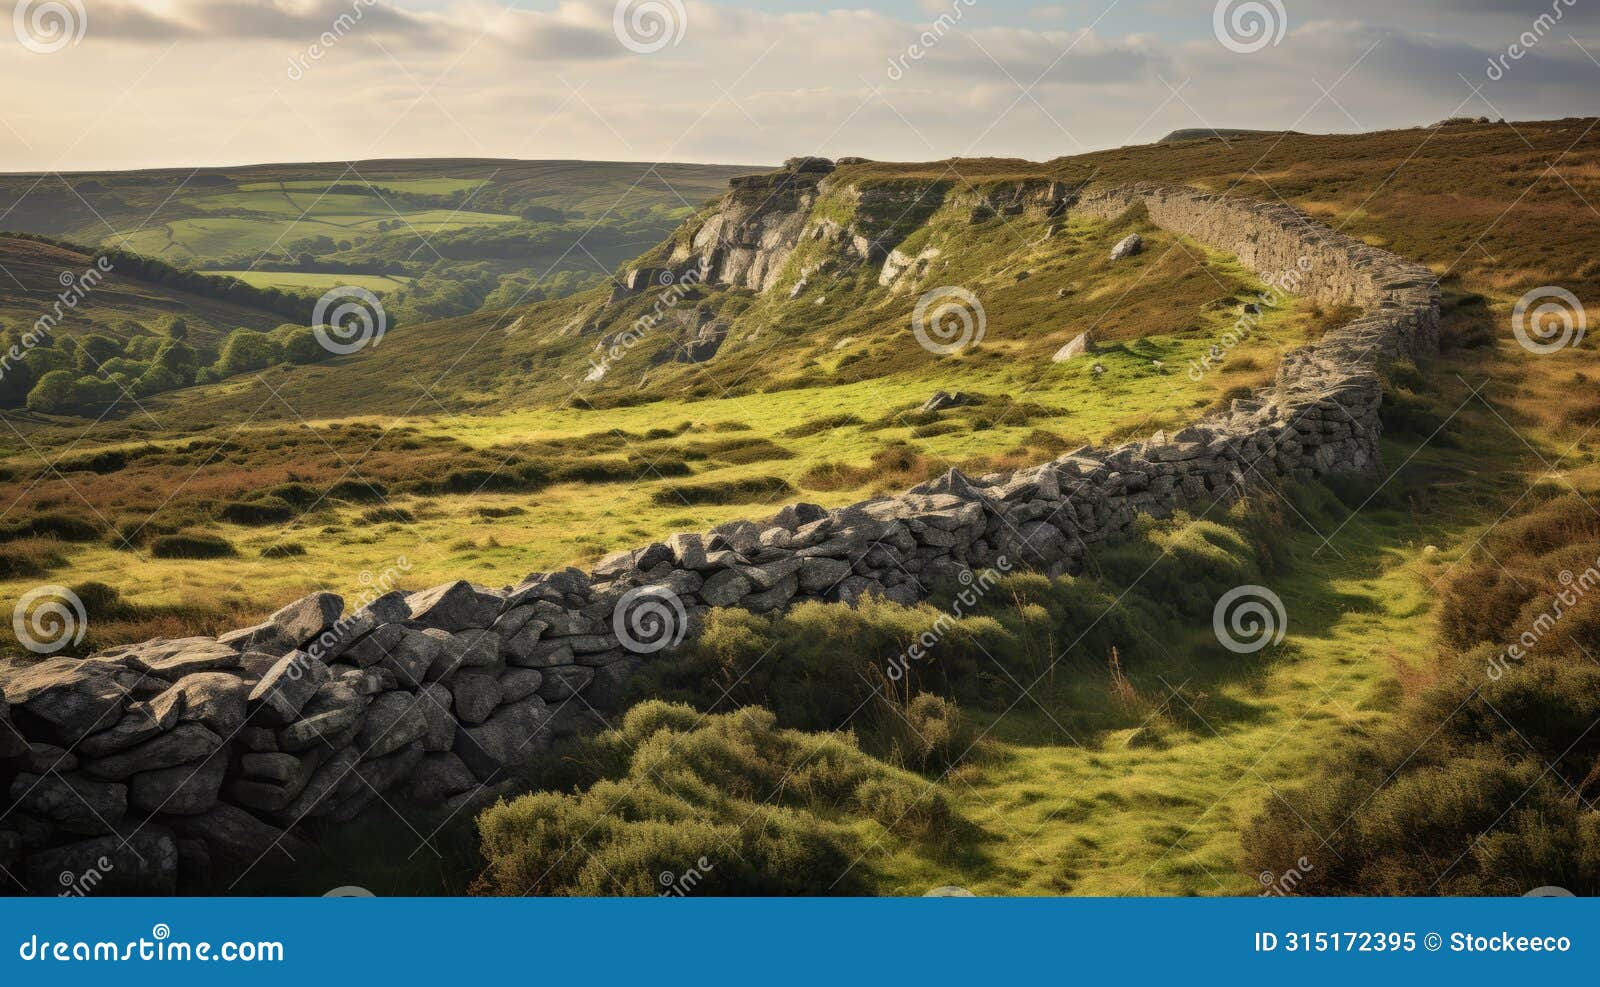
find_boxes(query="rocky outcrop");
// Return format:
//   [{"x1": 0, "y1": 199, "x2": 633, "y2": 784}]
[{"x1": 0, "y1": 183, "x2": 1438, "y2": 893}]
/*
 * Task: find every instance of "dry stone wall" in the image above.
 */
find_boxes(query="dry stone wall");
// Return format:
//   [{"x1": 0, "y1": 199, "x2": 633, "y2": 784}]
[{"x1": 0, "y1": 183, "x2": 1439, "y2": 894}]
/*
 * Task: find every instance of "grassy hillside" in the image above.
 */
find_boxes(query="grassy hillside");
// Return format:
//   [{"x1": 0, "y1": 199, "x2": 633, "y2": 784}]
[
  {"x1": 6, "y1": 120, "x2": 1599, "y2": 896},
  {"x1": 0, "y1": 159, "x2": 762, "y2": 323}
]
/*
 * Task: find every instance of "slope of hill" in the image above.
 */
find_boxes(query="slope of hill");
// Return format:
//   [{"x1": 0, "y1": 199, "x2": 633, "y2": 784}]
[
  {"x1": 2, "y1": 120, "x2": 1597, "y2": 896},
  {"x1": 0, "y1": 159, "x2": 764, "y2": 324}
]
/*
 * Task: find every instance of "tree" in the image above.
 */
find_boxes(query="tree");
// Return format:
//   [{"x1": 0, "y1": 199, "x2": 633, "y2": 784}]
[
  {"x1": 25, "y1": 370, "x2": 78, "y2": 414},
  {"x1": 281, "y1": 327, "x2": 329, "y2": 365},
  {"x1": 74, "y1": 333, "x2": 122, "y2": 373},
  {"x1": 211, "y1": 328, "x2": 283, "y2": 378},
  {"x1": 166, "y1": 317, "x2": 189, "y2": 341}
]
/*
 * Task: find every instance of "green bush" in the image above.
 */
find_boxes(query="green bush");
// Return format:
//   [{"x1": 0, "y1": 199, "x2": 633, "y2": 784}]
[
  {"x1": 150, "y1": 532, "x2": 236, "y2": 559},
  {"x1": 219, "y1": 496, "x2": 296, "y2": 525},
  {"x1": 475, "y1": 702, "x2": 966, "y2": 896},
  {"x1": 212, "y1": 328, "x2": 283, "y2": 377},
  {"x1": 651, "y1": 475, "x2": 795, "y2": 506}
]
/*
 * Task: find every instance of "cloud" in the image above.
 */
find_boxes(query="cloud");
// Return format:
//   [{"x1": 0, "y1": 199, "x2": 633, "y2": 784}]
[{"x1": 1, "y1": 0, "x2": 1596, "y2": 171}]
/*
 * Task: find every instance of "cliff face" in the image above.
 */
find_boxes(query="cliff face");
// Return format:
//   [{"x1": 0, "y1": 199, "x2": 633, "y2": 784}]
[{"x1": 642, "y1": 158, "x2": 1074, "y2": 295}]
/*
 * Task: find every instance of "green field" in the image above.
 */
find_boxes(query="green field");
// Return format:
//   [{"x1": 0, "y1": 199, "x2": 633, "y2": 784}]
[{"x1": 204, "y1": 270, "x2": 415, "y2": 295}]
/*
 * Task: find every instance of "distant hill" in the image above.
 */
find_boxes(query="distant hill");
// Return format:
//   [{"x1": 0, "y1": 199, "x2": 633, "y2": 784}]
[
  {"x1": 0, "y1": 234, "x2": 287, "y2": 351},
  {"x1": 1159, "y1": 128, "x2": 1299, "y2": 143},
  {"x1": 0, "y1": 159, "x2": 766, "y2": 324}
]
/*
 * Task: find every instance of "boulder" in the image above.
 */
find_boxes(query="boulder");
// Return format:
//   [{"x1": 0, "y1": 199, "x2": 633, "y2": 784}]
[
  {"x1": 81, "y1": 723, "x2": 224, "y2": 781},
  {"x1": 1110, "y1": 232, "x2": 1143, "y2": 259},
  {"x1": 118, "y1": 639, "x2": 242, "y2": 678},
  {"x1": 416, "y1": 683, "x2": 456, "y2": 751},
  {"x1": 405, "y1": 581, "x2": 499, "y2": 632},
  {"x1": 537, "y1": 666, "x2": 595, "y2": 701},
  {"x1": 342, "y1": 622, "x2": 407, "y2": 668},
  {"x1": 700, "y1": 569, "x2": 753, "y2": 607},
  {"x1": 1052, "y1": 330, "x2": 1093, "y2": 363},
  {"x1": 167, "y1": 804, "x2": 309, "y2": 879},
  {"x1": 128, "y1": 752, "x2": 228, "y2": 815},
  {"x1": 355, "y1": 692, "x2": 428, "y2": 759},
  {"x1": 449, "y1": 672, "x2": 503, "y2": 725},
  {"x1": 24, "y1": 828, "x2": 179, "y2": 896},
  {"x1": 453, "y1": 696, "x2": 552, "y2": 779},
  {"x1": 405, "y1": 752, "x2": 478, "y2": 803},
  {"x1": 247, "y1": 651, "x2": 330, "y2": 726},
  {"x1": 498, "y1": 668, "x2": 544, "y2": 703},
  {"x1": 277, "y1": 681, "x2": 367, "y2": 752},
  {"x1": 0, "y1": 658, "x2": 130, "y2": 744},
  {"x1": 173, "y1": 672, "x2": 250, "y2": 736},
  {"x1": 9, "y1": 772, "x2": 127, "y2": 834},
  {"x1": 798, "y1": 557, "x2": 853, "y2": 594},
  {"x1": 426, "y1": 628, "x2": 501, "y2": 682},
  {"x1": 77, "y1": 688, "x2": 184, "y2": 758},
  {"x1": 380, "y1": 628, "x2": 443, "y2": 688},
  {"x1": 506, "y1": 640, "x2": 575, "y2": 670}
]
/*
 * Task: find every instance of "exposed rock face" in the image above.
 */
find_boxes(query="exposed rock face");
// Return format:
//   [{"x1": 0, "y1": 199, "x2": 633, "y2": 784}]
[{"x1": 0, "y1": 183, "x2": 1438, "y2": 893}]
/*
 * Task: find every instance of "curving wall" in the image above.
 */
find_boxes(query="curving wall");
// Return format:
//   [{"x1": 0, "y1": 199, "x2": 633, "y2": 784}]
[{"x1": 0, "y1": 184, "x2": 1439, "y2": 894}]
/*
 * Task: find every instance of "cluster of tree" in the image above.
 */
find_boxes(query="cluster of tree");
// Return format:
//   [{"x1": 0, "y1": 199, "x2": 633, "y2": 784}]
[
  {"x1": 1, "y1": 317, "x2": 196, "y2": 414},
  {"x1": 2, "y1": 316, "x2": 340, "y2": 416}
]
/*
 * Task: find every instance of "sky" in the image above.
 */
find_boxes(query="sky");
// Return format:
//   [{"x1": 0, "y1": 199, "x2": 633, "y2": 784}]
[{"x1": 0, "y1": 0, "x2": 1597, "y2": 171}]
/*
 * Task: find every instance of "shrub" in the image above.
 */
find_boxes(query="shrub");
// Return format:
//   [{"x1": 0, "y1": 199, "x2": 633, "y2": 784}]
[
  {"x1": 0, "y1": 513, "x2": 100, "y2": 543},
  {"x1": 651, "y1": 475, "x2": 795, "y2": 506},
  {"x1": 261, "y1": 543, "x2": 307, "y2": 558},
  {"x1": 212, "y1": 328, "x2": 283, "y2": 377},
  {"x1": 325, "y1": 479, "x2": 388, "y2": 503},
  {"x1": 150, "y1": 532, "x2": 236, "y2": 559},
  {"x1": 219, "y1": 496, "x2": 296, "y2": 525},
  {"x1": 474, "y1": 702, "x2": 967, "y2": 896}
]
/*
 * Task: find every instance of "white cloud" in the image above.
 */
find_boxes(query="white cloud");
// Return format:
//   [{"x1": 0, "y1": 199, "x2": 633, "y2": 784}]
[{"x1": 0, "y1": 0, "x2": 1594, "y2": 171}]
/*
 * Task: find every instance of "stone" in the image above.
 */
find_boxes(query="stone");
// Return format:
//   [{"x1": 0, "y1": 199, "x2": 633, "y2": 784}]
[
  {"x1": 173, "y1": 672, "x2": 250, "y2": 736},
  {"x1": 384, "y1": 627, "x2": 448, "y2": 688},
  {"x1": 277, "y1": 680, "x2": 367, "y2": 752},
  {"x1": 417, "y1": 683, "x2": 456, "y2": 752},
  {"x1": 281, "y1": 746, "x2": 361, "y2": 820},
  {"x1": 247, "y1": 651, "x2": 330, "y2": 726},
  {"x1": 77, "y1": 687, "x2": 184, "y2": 758},
  {"x1": 920, "y1": 390, "x2": 975, "y2": 413},
  {"x1": 506, "y1": 640, "x2": 575, "y2": 670},
  {"x1": 240, "y1": 752, "x2": 308, "y2": 786},
  {"x1": 15, "y1": 741, "x2": 76, "y2": 773},
  {"x1": 82, "y1": 723, "x2": 224, "y2": 781},
  {"x1": 0, "y1": 658, "x2": 130, "y2": 744},
  {"x1": 219, "y1": 620, "x2": 289, "y2": 655},
  {"x1": 744, "y1": 574, "x2": 798, "y2": 613},
  {"x1": 406, "y1": 752, "x2": 478, "y2": 802},
  {"x1": 9, "y1": 772, "x2": 127, "y2": 834},
  {"x1": 355, "y1": 692, "x2": 428, "y2": 759},
  {"x1": 450, "y1": 672, "x2": 503, "y2": 725},
  {"x1": 453, "y1": 696, "x2": 552, "y2": 779},
  {"x1": 537, "y1": 665, "x2": 595, "y2": 701},
  {"x1": 120, "y1": 639, "x2": 242, "y2": 678},
  {"x1": 585, "y1": 657, "x2": 643, "y2": 708},
  {"x1": 700, "y1": 569, "x2": 753, "y2": 606},
  {"x1": 128, "y1": 752, "x2": 228, "y2": 815},
  {"x1": 23, "y1": 828, "x2": 179, "y2": 896},
  {"x1": 1052, "y1": 330, "x2": 1093, "y2": 363},
  {"x1": 498, "y1": 668, "x2": 544, "y2": 703},
  {"x1": 343, "y1": 622, "x2": 407, "y2": 668},
  {"x1": 1110, "y1": 232, "x2": 1142, "y2": 259},
  {"x1": 167, "y1": 804, "x2": 309, "y2": 877},
  {"x1": 666, "y1": 532, "x2": 708, "y2": 570},
  {"x1": 406, "y1": 581, "x2": 500, "y2": 632},
  {"x1": 427, "y1": 628, "x2": 501, "y2": 682}
]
